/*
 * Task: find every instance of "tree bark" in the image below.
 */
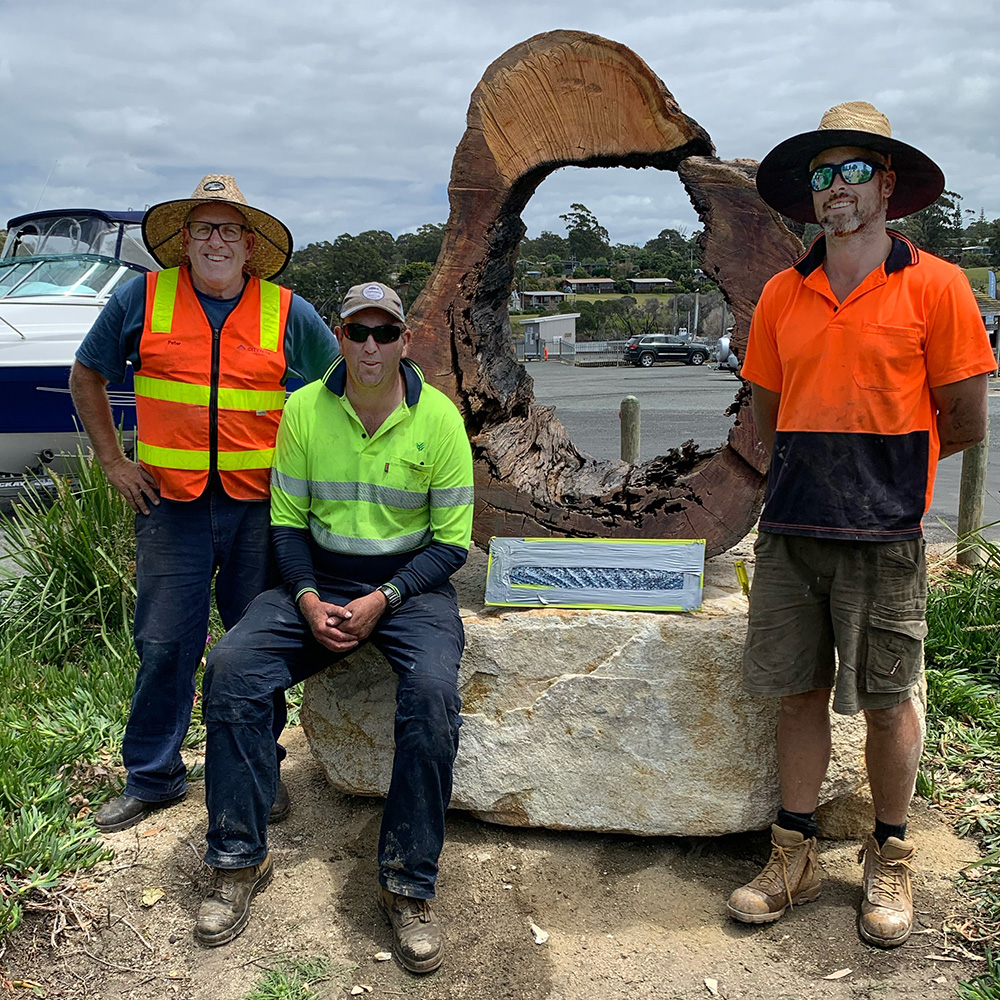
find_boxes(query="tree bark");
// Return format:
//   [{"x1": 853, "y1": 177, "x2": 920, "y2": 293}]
[{"x1": 406, "y1": 30, "x2": 804, "y2": 556}]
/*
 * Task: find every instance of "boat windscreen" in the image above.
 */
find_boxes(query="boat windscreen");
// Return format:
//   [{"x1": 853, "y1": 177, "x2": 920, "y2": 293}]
[
  {"x1": 0, "y1": 258, "x2": 133, "y2": 298},
  {"x1": 2, "y1": 214, "x2": 157, "y2": 270}
]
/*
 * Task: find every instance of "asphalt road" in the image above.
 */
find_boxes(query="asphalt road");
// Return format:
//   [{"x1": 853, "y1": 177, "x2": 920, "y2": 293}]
[{"x1": 525, "y1": 359, "x2": 1000, "y2": 545}]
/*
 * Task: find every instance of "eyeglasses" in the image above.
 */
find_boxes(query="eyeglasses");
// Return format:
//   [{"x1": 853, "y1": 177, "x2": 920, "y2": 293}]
[
  {"x1": 186, "y1": 221, "x2": 250, "y2": 242},
  {"x1": 810, "y1": 159, "x2": 886, "y2": 192},
  {"x1": 342, "y1": 322, "x2": 403, "y2": 344}
]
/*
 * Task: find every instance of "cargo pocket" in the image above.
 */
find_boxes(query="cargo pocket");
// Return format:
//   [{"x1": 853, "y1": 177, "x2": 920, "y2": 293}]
[{"x1": 864, "y1": 611, "x2": 927, "y2": 693}]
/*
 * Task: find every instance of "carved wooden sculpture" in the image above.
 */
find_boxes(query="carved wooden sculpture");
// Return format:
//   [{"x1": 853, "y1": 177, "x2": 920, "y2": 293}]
[{"x1": 407, "y1": 31, "x2": 803, "y2": 556}]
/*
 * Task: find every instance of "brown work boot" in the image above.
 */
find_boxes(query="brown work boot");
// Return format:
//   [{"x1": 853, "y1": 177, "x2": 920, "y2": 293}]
[
  {"x1": 727, "y1": 824, "x2": 821, "y2": 924},
  {"x1": 377, "y1": 886, "x2": 444, "y2": 973},
  {"x1": 195, "y1": 854, "x2": 273, "y2": 947},
  {"x1": 858, "y1": 834, "x2": 916, "y2": 948}
]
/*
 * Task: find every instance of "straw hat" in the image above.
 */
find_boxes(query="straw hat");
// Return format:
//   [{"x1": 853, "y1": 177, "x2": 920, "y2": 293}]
[
  {"x1": 142, "y1": 174, "x2": 293, "y2": 280},
  {"x1": 755, "y1": 101, "x2": 945, "y2": 224}
]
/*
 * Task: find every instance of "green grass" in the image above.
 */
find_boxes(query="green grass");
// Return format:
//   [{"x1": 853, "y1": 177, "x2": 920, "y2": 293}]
[
  {"x1": 964, "y1": 267, "x2": 993, "y2": 295},
  {"x1": 241, "y1": 956, "x2": 356, "y2": 999},
  {"x1": 921, "y1": 535, "x2": 1000, "y2": 993}
]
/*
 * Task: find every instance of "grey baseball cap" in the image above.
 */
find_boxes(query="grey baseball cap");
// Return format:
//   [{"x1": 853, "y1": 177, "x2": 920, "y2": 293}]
[{"x1": 339, "y1": 282, "x2": 405, "y2": 323}]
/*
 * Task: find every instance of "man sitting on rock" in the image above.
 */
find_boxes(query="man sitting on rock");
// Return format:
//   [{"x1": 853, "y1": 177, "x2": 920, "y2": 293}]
[{"x1": 194, "y1": 281, "x2": 474, "y2": 972}]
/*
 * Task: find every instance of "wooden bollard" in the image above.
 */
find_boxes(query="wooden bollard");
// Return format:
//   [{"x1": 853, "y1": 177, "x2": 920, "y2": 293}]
[
  {"x1": 620, "y1": 395, "x2": 640, "y2": 464},
  {"x1": 957, "y1": 422, "x2": 991, "y2": 567}
]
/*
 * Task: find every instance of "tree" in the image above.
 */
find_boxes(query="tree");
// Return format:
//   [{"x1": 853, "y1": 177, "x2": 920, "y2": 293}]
[
  {"x1": 395, "y1": 223, "x2": 446, "y2": 266},
  {"x1": 560, "y1": 203, "x2": 610, "y2": 261},
  {"x1": 895, "y1": 190, "x2": 964, "y2": 259},
  {"x1": 281, "y1": 233, "x2": 392, "y2": 319},
  {"x1": 520, "y1": 230, "x2": 568, "y2": 260},
  {"x1": 0, "y1": 229, "x2": 6, "y2": 254},
  {"x1": 643, "y1": 228, "x2": 689, "y2": 255},
  {"x1": 398, "y1": 261, "x2": 433, "y2": 310}
]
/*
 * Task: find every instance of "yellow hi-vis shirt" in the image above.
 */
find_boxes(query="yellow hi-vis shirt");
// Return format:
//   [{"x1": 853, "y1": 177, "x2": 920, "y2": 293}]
[{"x1": 270, "y1": 357, "x2": 474, "y2": 555}]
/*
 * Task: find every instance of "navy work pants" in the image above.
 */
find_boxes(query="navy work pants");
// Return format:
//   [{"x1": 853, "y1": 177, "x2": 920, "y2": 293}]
[
  {"x1": 202, "y1": 579, "x2": 464, "y2": 899},
  {"x1": 123, "y1": 485, "x2": 276, "y2": 802}
]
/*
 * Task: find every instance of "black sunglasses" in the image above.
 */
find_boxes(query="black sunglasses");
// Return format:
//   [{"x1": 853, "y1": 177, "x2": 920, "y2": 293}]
[
  {"x1": 810, "y1": 159, "x2": 886, "y2": 192},
  {"x1": 342, "y1": 322, "x2": 404, "y2": 344}
]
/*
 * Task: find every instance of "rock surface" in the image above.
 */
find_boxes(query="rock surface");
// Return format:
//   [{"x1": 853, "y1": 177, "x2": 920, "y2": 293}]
[{"x1": 301, "y1": 539, "x2": 923, "y2": 837}]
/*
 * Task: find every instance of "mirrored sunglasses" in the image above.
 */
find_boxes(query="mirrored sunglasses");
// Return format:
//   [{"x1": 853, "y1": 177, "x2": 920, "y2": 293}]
[
  {"x1": 810, "y1": 159, "x2": 885, "y2": 192},
  {"x1": 343, "y1": 322, "x2": 403, "y2": 344},
  {"x1": 186, "y1": 221, "x2": 250, "y2": 242}
]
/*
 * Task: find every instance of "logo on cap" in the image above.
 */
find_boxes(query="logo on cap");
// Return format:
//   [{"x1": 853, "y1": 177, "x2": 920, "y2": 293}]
[
  {"x1": 203, "y1": 180, "x2": 226, "y2": 191},
  {"x1": 362, "y1": 284, "x2": 386, "y2": 301}
]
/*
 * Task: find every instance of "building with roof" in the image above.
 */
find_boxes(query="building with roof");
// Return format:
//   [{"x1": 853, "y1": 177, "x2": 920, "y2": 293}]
[
  {"x1": 627, "y1": 277, "x2": 675, "y2": 293},
  {"x1": 561, "y1": 277, "x2": 616, "y2": 294}
]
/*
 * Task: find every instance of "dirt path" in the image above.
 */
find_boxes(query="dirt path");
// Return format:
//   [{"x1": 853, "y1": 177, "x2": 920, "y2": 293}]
[{"x1": 4, "y1": 725, "x2": 984, "y2": 1000}]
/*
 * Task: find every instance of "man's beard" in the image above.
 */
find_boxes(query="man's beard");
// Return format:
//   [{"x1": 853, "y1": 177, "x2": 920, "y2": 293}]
[
  {"x1": 820, "y1": 207, "x2": 864, "y2": 237},
  {"x1": 818, "y1": 194, "x2": 882, "y2": 238}
]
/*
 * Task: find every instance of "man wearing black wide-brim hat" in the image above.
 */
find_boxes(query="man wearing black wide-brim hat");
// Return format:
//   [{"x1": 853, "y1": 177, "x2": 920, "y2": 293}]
[
  {"x1": 70, "y1": 176, "x2": 338, "y2": 834},
  {"x1": 727, "y1": 102, "x2": 996, "y2": 947}
]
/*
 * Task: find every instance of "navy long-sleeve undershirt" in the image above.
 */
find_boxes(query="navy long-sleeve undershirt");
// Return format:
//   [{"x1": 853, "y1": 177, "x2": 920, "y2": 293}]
[{"x1": 271, "y1": 525, "x2": 468, "y2": 604}]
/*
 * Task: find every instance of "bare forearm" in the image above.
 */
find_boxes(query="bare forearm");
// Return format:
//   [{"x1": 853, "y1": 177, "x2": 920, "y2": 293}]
[
  {"x1": 69, "y1": 360, "x2": 160, "y2": 513},
  {"x1": 933, "y1": 374, "x2": 988, "y2": 460},
  {"x1": 68, "y1": 361, "x2": 127, "y2": 468},
  {"x1": 750, "y1": 383, "x2": 781, "y2": 456}
]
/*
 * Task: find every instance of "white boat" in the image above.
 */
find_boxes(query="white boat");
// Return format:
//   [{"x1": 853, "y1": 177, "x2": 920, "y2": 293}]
[{"x1": 0, "y1": 208, "x2": 158, "y2": 488}]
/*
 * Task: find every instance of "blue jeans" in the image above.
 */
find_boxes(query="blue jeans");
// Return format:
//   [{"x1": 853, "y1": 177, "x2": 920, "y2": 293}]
[
  {"x1": 123, "y1": 485, "x2": 274, "y2": 801},
  {"x1": 201, "y1": 579, "x2": 464, "y2": 899}
]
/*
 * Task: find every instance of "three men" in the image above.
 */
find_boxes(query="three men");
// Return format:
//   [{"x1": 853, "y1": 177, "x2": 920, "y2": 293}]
[
  {"x1": 194, "y1": 282, "x2": 474, "y2": 972},
  {"x1": 729, "y1": 103, "x2": 996, "y2": 945},
  {"x1": 70, "y1": 176, "x2": 339, "y2": 833}
]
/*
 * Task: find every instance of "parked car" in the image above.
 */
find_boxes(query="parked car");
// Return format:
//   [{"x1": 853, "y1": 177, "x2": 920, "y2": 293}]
[{"x1": 623, "y1": 334, "x2": 710, "y2": 368}]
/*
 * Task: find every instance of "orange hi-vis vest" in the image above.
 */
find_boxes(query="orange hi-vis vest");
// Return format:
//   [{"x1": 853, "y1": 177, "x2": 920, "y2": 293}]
[{"x1": 134, "y1": 267, "x2": 292, "y2": 501}]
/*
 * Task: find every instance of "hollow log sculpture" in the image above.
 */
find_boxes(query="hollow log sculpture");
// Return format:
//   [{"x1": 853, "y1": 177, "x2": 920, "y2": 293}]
[{"x1": 406, "y1": 31, "x2": 804, "y2": 556}]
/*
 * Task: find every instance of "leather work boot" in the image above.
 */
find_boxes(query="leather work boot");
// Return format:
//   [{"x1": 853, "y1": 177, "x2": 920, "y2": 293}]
[
  {"x1": 858, "y1": 834, "x2": 916, "y2": 947},
  {"x1": 94, "y1": 791, "x2": 186, "y2": 834},
  {"x1": 195, "y1": 854, "x2": 273, "y2": 947},
  {"x1": 727, "y1": 824, "x2": 822, "y2": 924},
  {"x1": 269, "y1": 778, "x2": 291, "y2": 824},
  {"x1": 377, "y1": 886, "x2": 444, "y2": 973}
]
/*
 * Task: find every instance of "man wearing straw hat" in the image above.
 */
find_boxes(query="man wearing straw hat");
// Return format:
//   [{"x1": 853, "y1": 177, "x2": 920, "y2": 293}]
[
  {"x1": 70, "y1": 175, "x2": 338, "y2": 834},
  {"x1": 727, "y1": 102, "x2": 995, "y2": 947}
]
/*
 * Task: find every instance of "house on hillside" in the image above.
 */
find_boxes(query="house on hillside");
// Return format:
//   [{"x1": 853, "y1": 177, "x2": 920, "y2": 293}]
[
  {"x1": 521, "y1": 290, "x2": 569, "y2": 309},
  {"x1": 561, "y1": 277, "x2": 616, "y2": 294},
  {"x1": 627, "y1": 276, "x2": 675, "y2": 293}
]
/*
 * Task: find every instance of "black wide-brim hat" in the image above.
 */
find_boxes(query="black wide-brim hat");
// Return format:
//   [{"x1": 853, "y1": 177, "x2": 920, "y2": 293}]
[
  {"x1": 756, "y1": 101, "x2": 945, "y2": 224},
  {"x1": 143, "y1": 174, "x2": 293, "y2": 280}
]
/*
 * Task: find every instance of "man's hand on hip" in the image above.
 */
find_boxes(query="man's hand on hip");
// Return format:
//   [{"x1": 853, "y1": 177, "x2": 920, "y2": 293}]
[
  {"x1": 106, "y1": 456, "x2": 160, "y2": 515},
  {"x1": 339, "y1": 590, "x2": 389, "y2": 643},
  {"x1": 299, "y1": 593, "x2": 358, "y2": 652}
]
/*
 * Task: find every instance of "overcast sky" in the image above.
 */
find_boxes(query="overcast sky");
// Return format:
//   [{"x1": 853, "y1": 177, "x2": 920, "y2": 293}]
[{"x1": 2, "y1": 1, "x2": 997, "y2": 252}]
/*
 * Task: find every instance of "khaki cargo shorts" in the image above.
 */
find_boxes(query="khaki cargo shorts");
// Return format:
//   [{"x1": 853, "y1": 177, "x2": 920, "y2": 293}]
[{"x1": 742, "y1": 532, "x2": 927, "y2": 715}]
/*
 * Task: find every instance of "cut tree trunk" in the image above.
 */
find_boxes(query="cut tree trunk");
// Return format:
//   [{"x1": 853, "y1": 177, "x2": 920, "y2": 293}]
[{"x1": 406, "y1": 30, "x2": 804, "y2": 556}]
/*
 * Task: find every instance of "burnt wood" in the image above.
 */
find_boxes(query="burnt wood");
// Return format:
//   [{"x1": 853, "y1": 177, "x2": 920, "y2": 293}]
[{"x1": 406, "y1": 31, "x2": 804, "y2": 556}]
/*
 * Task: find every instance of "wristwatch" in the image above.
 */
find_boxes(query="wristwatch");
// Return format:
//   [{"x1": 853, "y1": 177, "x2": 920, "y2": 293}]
[{"x1": 377, "y1": 583, "x2": 402, "y2": 614}]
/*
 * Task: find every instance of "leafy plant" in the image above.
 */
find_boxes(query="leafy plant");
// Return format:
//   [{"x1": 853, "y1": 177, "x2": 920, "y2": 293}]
[
  {"x1": 241, "y1": 956, "x2": 355, "y2": 1000},
  {"x1": 0, "y1": 454, "x2": 136, "y2": 660}
]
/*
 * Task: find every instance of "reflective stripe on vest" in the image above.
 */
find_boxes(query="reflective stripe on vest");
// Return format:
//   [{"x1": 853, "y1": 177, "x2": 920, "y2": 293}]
[
  {"x1": 136, "y1": 441, "x2": 275, "y2": 471},
  {"x1": 134, "y1": 375, "x2": 285, "y2": 412}
]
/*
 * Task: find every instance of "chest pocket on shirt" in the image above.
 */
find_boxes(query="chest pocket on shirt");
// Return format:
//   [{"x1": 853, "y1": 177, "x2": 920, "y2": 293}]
[
  {"x1": 380, "y1": 456, "x2": 431, "y2": 509},
  {"x1": 853, "y1": 323, "x2": 923, "y2": 392}
]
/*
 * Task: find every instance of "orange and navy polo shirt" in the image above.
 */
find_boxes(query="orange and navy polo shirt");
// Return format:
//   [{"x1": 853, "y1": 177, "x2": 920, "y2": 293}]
[{"x1": 742, "y1": 232, "x2": 996, "y2": 541}]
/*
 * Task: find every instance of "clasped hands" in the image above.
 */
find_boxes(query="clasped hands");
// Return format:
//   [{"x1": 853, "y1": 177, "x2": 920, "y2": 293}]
[{"x1": 298, "y1": 589, "x2": 388, "y2": 652}]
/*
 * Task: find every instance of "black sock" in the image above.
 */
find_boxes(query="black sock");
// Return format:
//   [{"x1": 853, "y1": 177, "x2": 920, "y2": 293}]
[
  {"x1": 874, "y1": 819, "x2": 907, "y2": 847},
  {"x1": 777, "y1": 808, "x2": 818, "y2": 839}
]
